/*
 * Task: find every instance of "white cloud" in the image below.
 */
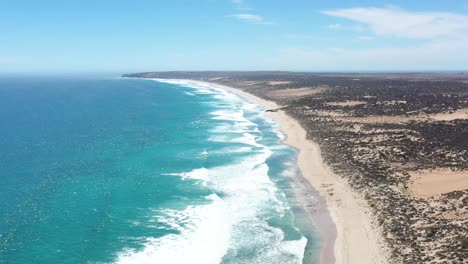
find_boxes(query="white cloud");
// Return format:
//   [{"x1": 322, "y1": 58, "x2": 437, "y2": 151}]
[
  {"x1": 227, "y1": 13, "x2": 267, "y2": 23},
  {"x1": 322, "y1": 7, "x2": 468, "y2": 38},
  {"x1": 277, "y1": 7, "x2": 468, "y2": 71},
  {"x1": 327, "y1": 23, "x2": 342, "y2": 29}
]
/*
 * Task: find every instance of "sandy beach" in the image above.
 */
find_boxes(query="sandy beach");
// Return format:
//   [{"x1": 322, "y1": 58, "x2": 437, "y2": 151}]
[
  {"x1": 189, "y1": 80, "x2": 390, "y2": 264},
  {"x1": 126, "y1": 72, "x2": 468, "y2": 263}
]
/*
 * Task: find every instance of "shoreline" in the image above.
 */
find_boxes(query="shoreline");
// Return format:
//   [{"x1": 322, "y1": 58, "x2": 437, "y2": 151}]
[{"x1": 184, "y1": 79, "x2": 390, "y2": 264}]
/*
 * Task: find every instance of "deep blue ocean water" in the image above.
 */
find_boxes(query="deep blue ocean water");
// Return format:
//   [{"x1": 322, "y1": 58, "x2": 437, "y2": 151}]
[{"x1": 0, "y1": 77, "x2": 320, "y2": 263}]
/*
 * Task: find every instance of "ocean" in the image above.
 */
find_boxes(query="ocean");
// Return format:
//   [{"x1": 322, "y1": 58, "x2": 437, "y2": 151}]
[{"x1": 0, "y1": 77, "x2": 321, "y2": 263}]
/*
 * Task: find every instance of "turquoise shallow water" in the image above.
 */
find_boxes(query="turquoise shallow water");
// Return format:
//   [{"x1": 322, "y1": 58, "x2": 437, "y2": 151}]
[{"x1": 0, "y1": 77, "x2": 321, "y2": 263}]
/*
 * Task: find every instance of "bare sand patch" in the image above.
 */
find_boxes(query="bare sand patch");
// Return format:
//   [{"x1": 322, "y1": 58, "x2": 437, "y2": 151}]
[
  {"x1": 335, "y1": 109, "x2": 468, "y2": 124},
  {"x1": 241, "y1": 81, "x2": 264, "y2": 86},
  {"x1": 409, "y1": 169, "x2": 468, "y2": 198},
  {"x1": 267, "y1": 87, "x2": 326, "y2": 100},
  {"x1": 389, "y1": 162, "x2": 420, "y2": 170},
  {"x1": 439, "y1": 212, "x2": 468, "y2": 220},
  {"x1": 326, "y1": 101, "x2": 366, "y2": 107},
  {"x1": 336, "y1": 116, "x2": 411, "y2": 124},
  {"x1": 429, "y1": 108, "x2": 468, "y2": 121},
  {"x1": 310, "y1": 110, "x2": 350, "y2": 117},
  {"x1": 268, "y1": 81, "x2": 294, "y2": 86}
]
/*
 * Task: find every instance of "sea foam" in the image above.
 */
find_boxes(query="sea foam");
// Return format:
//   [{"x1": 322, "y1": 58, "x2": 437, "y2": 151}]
[
  {"x1": 114, "y1": 79, "x2": 307, "y2": 264},
  {"x1": 115, "y1": 194, "x2": 231, "y2": 264}
]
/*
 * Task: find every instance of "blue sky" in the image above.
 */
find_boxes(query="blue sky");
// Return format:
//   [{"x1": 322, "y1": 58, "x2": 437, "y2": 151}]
[{"x1": 1, "y1": 0, "x2": 468, "y2": 73}]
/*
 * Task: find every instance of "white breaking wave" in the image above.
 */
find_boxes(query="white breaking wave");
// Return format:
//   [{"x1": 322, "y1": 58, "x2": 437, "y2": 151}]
[
  {"x1": 162, "y1": 167, "x2": 210, "y2": 182},
  {"x1": 114, "y1": 79, "x2": 307, "y2": 264},
  {"x1": 114, "y1": 194, "x2": 231, "y2": 264},
  {"x1": 184, "y1": 91, "x2": 195, "y2": 96}
]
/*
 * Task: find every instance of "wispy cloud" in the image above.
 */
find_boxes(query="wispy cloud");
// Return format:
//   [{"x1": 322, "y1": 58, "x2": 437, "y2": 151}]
[
  {"x1": 231, "y1": 0, "x2": 252, "y2": 11},
  {"x1": 327, "y1": 23, "x2": 341, "y2": 29},
  {"x1": 227, "y1": 0, "x2": 271, "y2": 23},
  {"x1": 227, "y1": 13, "x2": 263, "y2": 22},
  {"x1": 322, "y1": 7, "x2": 468, "y2": 39},
  {"x1": 275, "y1": 7, "x2": 468, "y2": 70},
  {"x1": 227, "y1": 13, "x2": 272, "y2": 24}
]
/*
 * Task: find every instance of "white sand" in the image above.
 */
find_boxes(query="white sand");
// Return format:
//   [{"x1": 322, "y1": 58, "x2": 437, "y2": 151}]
[{"x1": 190, "y1": 80, "x2": 390, "y2": 264}]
